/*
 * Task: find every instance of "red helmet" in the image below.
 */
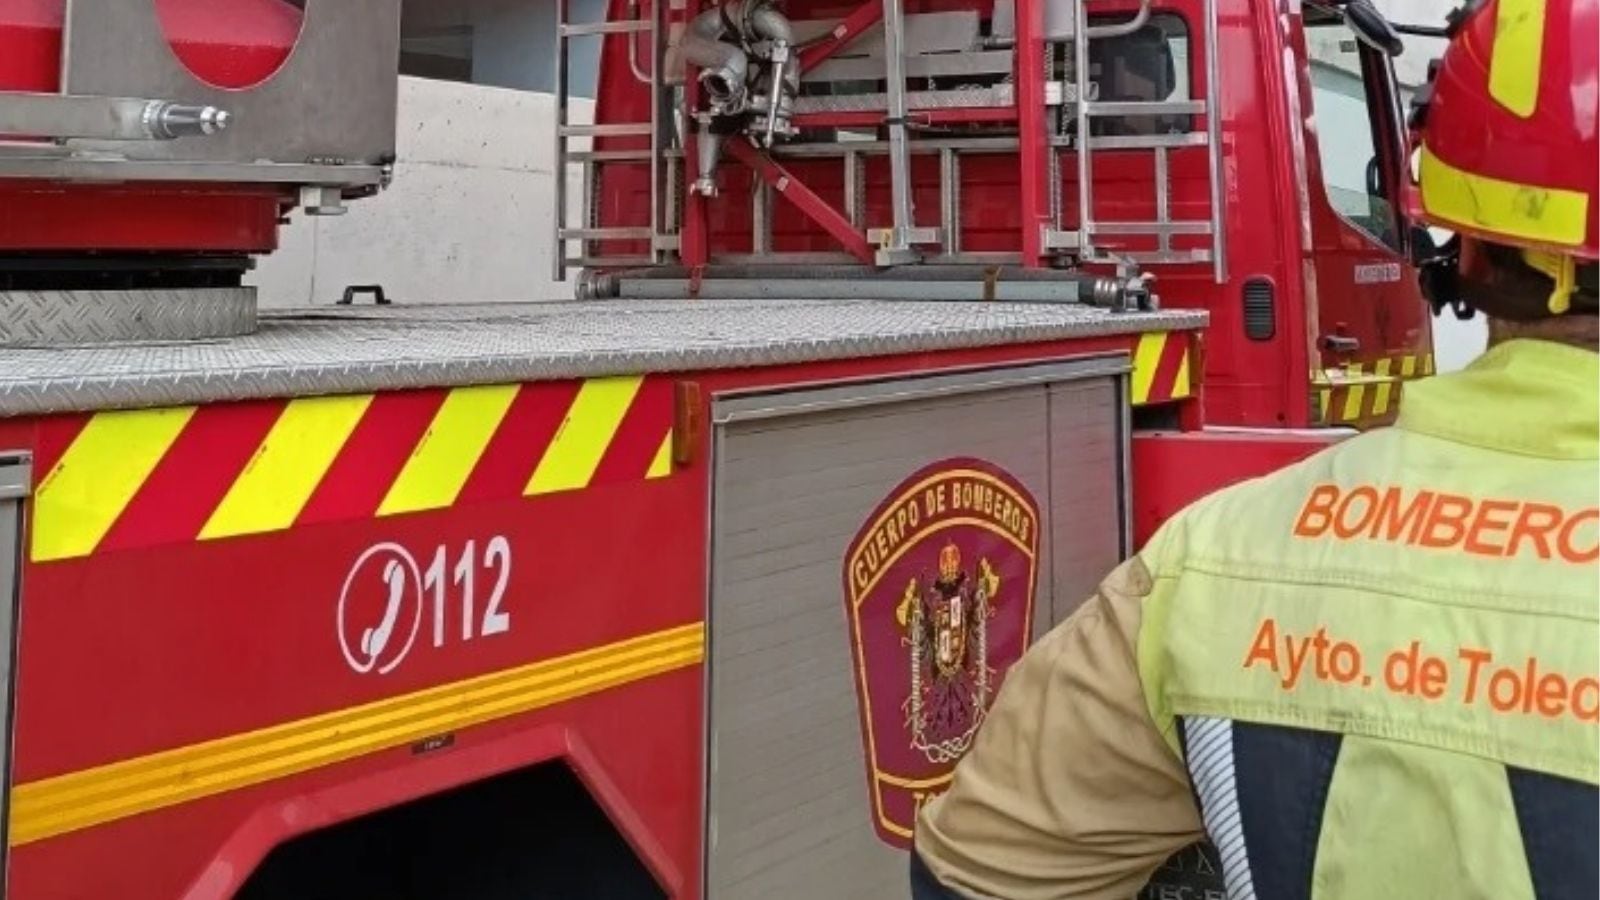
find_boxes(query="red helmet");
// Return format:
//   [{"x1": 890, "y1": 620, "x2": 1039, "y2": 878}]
[{"x1": 1412, "y1": 0, "x2": 1599, "y2": 270}]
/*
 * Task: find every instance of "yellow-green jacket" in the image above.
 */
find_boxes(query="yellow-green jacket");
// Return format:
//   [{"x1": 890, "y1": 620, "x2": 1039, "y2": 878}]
[{"x1": 914, "y1": 339, "x2": 1600, "y2": 900}]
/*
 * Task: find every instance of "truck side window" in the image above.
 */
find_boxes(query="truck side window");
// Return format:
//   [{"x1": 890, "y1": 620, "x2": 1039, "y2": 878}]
[
  {"x1": 1088, "y1": 14, "x2": 1192, "y2": 137},
  {"x1": 1306, "y1": 30, "x2": 1402, "y2": 251}
]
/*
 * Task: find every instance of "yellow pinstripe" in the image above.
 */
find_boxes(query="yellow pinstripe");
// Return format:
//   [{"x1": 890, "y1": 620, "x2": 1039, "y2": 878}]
[
  {"x1": 527, "y1": 376, "x2": 644, "y2": 495},
  {"x1": 9, "y1": 623, "x2": 704, "y2": 846},
  {"x1": 379, "y1": 385, "x2": 520, "y2": 516},
  {"x1": 200, "y1": 396, "x2": 374, "y2": 540},
  {"x1": 32, "y1": 408, "x2": 195, "y2": 562}
]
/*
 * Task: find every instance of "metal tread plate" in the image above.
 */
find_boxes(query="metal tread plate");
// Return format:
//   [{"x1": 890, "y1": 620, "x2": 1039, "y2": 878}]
[{"x1": 0, "y1": 298, "x2": 1206, "y2": 416}]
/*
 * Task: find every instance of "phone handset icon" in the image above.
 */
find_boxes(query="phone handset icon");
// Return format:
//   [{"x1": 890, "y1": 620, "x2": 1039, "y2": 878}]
[
  {"x1": 361, "y1": 559, "x2": 406, "y2": 666},
  {"x1": 337, "y1": 542, "x2": 421, "y2": 675}
]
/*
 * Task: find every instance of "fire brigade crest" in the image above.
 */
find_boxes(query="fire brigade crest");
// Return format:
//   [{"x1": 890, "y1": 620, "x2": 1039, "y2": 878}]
[{"x1": 842, "y1": 459, "x2": 1040, "y2": 848}]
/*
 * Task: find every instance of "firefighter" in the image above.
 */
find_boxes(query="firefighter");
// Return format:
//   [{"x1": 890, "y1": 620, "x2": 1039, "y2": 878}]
[{"x1": 910, "y1": 0, "x2": 1599, "y2": 896}]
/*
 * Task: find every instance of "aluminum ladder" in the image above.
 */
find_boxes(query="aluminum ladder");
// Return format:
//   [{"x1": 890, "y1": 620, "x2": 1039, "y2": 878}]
[{"x1": 553, "y1": 0, "x2": 677, "y2": 279}]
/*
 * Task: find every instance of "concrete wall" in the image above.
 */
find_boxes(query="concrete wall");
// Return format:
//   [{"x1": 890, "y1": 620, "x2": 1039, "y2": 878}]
[{"x1": 250, "y1": 77, "x2": 591, "y2": 308}]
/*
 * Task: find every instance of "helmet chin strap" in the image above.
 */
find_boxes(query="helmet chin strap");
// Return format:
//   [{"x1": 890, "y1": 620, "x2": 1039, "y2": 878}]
[
  {"x1": 1417, "y1": 234, "x2": 1476, "y2": 320},
  {"x1": 1521, "y1": 249, "x2": 1579, "y2": 315}
]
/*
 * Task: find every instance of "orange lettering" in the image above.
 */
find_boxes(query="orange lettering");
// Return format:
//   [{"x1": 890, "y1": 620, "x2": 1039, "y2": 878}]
[
  {"x1": 1334, "y1": 486, "x2": 1381, "y2": 539},
  {"x1": 1464, "y1": 499, "x2": 1518, "y2": 556},
  {"x1": 1489, "y1": 667, "x2": 1522, "y2": 712},
  {"x1": 1243, "y1": 619, "x2": 1280, "y2": 672},
  {"x1": 1368, "y1": 488, "x2": 1434, "y2": 542},
  {"x1": 1419, "y1": 656, "x2": 1449, "y2": 700},
  {"x1": 1573, "y1": 678, "x2": 1600, "y2": 723},
  {"x1": 1519, "y1": 656, "x2": 1541, "y2": 715},
  {"x1": 1508, "y1": 503, "x2": 1563, "y2": 560},
  {"x1": 1328, "y1": 641, "x2": 1363, "y2": 683},
  {"x1": 1419, "y1": 494, "x2": 1473, "y2": 548},
  {"x1": 1535, "y1": 672, "x2": 1570, "y2": 718},
  {"x1": 1558, "y1": 508, "x2": 1600, "y2": 564},
  {"x1": 1295, "y1": 485, "x2": 1341, "y2": 537},
  {"x1": 1460, "y1": 647, "x2": 1492, "y2": 703}
]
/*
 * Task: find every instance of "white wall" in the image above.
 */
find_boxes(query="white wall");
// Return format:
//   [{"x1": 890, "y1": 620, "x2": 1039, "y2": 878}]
[{"x1": 250, "y1": 77, "x2": 592, "y2": 308}]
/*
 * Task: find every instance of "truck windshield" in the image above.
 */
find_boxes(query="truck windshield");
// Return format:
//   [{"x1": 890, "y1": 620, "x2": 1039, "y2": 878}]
[{"x1": 1304, "y1": 16, "x2": 1402, "y2": 250}]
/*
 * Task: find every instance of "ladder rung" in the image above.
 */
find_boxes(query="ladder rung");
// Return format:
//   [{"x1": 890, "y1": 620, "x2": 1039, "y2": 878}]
[
  {"x1": 566, "y1": 255, "x2": 656, "y2": 268},
  {"x1": 1085, "y1": 100, "x2": 1206, "y2": 117},
  {"x1": 568, "y1": 149, "x2": 655, "y2": 162},
  {"x1": 1113, "y1": 250, "x2": 1215, "y2": 265},
  {"x1": 560, "y1": 20, "x2": 652, "y2": 35},
  {"x1": 559, "y1": 123, "x2": 652, "y2": 138},
  {"x1": 1092, "y1": 221, "x2": 1213, "y2": 236},
  {"x1": 1084, "y1": 132, "x2": 1209, "y2": 151},
  {"x1": 1043, "y1": 230, "x2": 1081, "y2": 250},
  {"x1": 561, "y1": 227, "x2": 656, "y2": 240}
]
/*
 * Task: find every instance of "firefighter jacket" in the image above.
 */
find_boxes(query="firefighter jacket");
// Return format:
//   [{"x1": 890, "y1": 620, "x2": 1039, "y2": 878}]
[{"x1": 912, "y1": 338, "x2": 1600, "y2": 900}]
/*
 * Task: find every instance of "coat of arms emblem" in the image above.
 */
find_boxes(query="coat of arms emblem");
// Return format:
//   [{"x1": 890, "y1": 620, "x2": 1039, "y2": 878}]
[
  {"x1": 897, "y1": 541, "x2": 1001, "y2": 763},
  {"x1": 842, "y1": 459, "x2": 1041, "y2": 847}
]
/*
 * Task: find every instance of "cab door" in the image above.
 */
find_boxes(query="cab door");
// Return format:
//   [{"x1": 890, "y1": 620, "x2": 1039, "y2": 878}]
[{"x1": 1297, "y1": 3, "x2": 1433, "y2": 427}]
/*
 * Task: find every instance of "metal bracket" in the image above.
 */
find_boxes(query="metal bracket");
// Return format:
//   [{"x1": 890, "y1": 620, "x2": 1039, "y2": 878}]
[
  {"x1": 0, "y1": 92, "x2": 229, "y2": 142},
  {"x1": 0, "y1": 454, "x2": 28, "y2": 501},
  {"x1": 867, "y1": 226, "x2": 943, "y2": 266},
  {"x1": 58, "y1": 0, "x2": 399, "y2": 178}
]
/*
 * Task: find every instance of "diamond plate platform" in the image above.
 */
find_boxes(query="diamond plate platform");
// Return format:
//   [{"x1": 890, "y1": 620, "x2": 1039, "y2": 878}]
[
  {"x1": 0, "y1": 298, "x2": 1208, "y2": 416},
  {"x1": 0, "y1": 288, "x2": 257, "y2": 347}
]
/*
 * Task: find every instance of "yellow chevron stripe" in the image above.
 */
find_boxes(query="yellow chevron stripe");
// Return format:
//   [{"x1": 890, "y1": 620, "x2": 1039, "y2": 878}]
[
  {"x1": 1173, "y1": 347, "x2": 1192, "y2": 399},
  {"x1": 1370, "y1": 358, "x2": 1395, "y2": 416},
  {"x1": 1341, "y1": 363, "x2": 1367, "y2": 422},
  {"x1": 527, "y1": 376, "x2": 644, "y2": 495},
  {"x1": 31, "y1": 407, "x2": 196, "y2": 562},
  {"x1": 1400, "y1": 355, "x2": 1418, "y2": 378},
  {"x1": 1130, "y1": 333, "x2": 1166, "y2": 405},
  {"x1": 647, "y1": 430, "x2": 674, "y2": 480},
  {"x1": 379, "y1": 385, "x2": 520, "y2": 516},
  {"x1": 1424, "y1": 353, "x2": 1435, "y2": 375},
  {"x1": 199, "y1": 396, "x2": 373, "y2": 540},
  {"x1": 9, "y1": 623, "x2": 704, "y2": 846}
]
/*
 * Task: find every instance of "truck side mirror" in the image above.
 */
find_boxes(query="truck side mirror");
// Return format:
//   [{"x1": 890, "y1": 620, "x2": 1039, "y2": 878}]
[
  {"x1": 1366, "y1": 156, "x2": 1384, "y2": 199},
  {"x1": 1345, "y1": 0, "x2": 1404, "y2": 57}
]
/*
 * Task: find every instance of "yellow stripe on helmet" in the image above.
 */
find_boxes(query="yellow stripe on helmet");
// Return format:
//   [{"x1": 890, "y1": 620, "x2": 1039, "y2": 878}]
[
  {"x1": 1488, "y1": 0, "x2": 1546, "y2": 118},
  {"x1": 1419, "y1": 145, "x2": 1590, "y2": 249}
]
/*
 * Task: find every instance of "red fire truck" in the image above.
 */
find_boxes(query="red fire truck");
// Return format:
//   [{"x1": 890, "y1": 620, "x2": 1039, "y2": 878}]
[{"x1": 0, "y1": 0, "x2": 1434, "y2": 897}]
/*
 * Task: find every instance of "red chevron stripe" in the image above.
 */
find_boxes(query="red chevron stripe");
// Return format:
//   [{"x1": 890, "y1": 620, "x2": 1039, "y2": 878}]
[
  {"x1": 97, "y1": 401, "x2": 284, "y2": 553},
  {"x1": 591, "y1": 377, "x2": 673, "y2": 485},
  {"x1": 296, "y1": 390, "x2": 446, "y2": 526},
  {"x1": 29, "y1": 414, "x2": 91, "y2": 485},
  {"x1": 455, "y1": 381, "x2": 582, "y2": 504},
  {"x1": 1148, "y1": 333, "x2": 1188, "y2": 403}
]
